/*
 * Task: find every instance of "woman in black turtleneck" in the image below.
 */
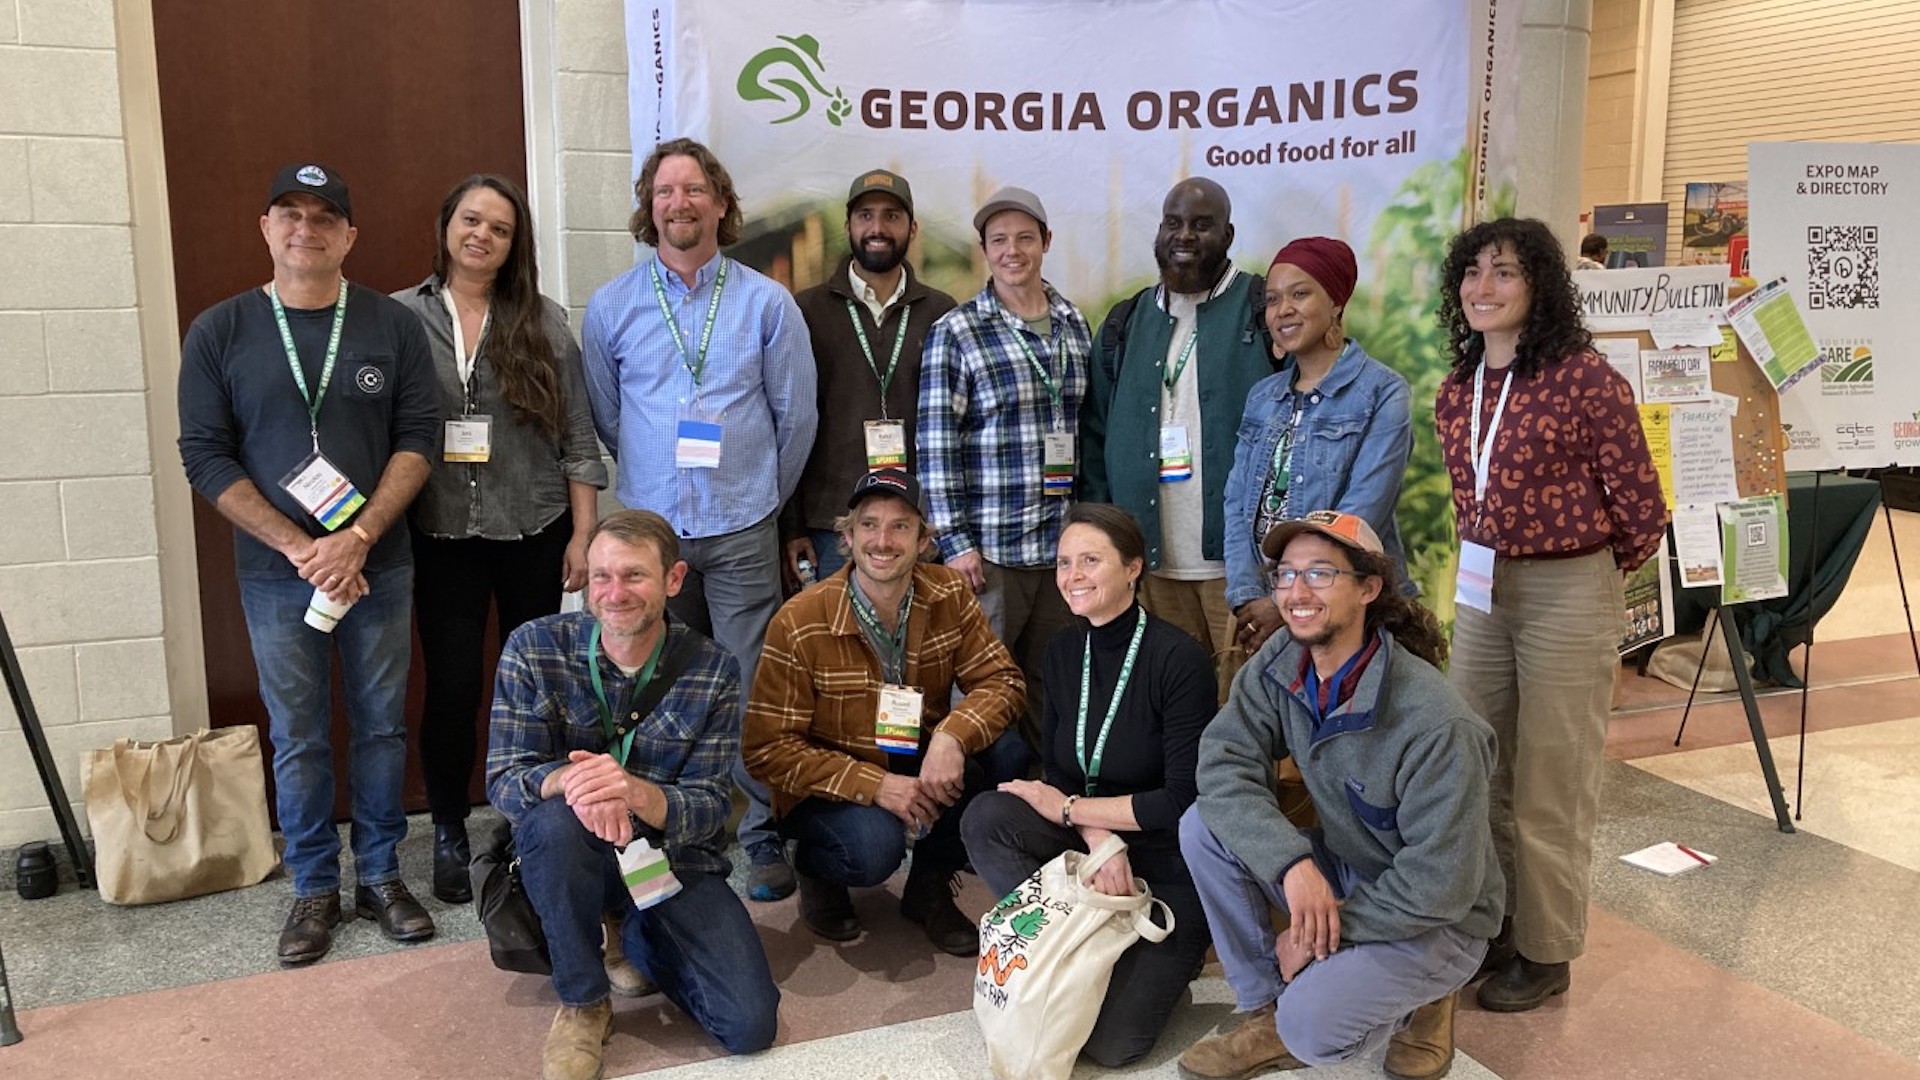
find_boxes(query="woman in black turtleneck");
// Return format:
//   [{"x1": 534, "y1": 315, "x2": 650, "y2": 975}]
[{"x1": 961, "y1": 502, "x2": 1216, "y2": 1069}]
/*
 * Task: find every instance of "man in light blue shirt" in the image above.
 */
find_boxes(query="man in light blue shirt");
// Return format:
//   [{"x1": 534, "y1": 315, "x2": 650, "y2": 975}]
[{"x1": 583, "y1": 137, "x2": 818, "y2": 900}]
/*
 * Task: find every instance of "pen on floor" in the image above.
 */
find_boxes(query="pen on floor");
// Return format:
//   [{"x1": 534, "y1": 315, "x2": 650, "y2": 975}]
[{"x1": 1675, "y1": 844, "x2": 1712, "y2": 866}]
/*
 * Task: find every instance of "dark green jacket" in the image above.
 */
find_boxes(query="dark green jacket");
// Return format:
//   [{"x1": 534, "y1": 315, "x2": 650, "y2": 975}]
[{"x1": 1080, "y1": 270, "x2": 1274, "y2": 567}]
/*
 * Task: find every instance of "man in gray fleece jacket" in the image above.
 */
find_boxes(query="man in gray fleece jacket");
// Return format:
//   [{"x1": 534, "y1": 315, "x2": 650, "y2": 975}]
[{"x1": 1175, "y1": 510, "x2": 1502, "y2": 1080}]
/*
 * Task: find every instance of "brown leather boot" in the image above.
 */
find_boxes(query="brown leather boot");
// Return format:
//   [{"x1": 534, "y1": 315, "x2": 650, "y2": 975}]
[
  {"x1": 602, "y1": 913, "x2": 655, "y2": 997},
  {"x1": 541, "y1": 998, "x2": 613, "y2": 1080},
  {"x1": 1177, "y1": 1001, "x2": 1306, "y2": 1079},
  {"x1": 1385, "y1": 991, "x2": 1456, "y2": 1080}
]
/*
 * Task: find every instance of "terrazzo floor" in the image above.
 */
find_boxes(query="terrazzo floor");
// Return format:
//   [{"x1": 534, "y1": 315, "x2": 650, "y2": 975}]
[{"x1": 4, "y1": 511, "x2": 1916, "y2": 1079}]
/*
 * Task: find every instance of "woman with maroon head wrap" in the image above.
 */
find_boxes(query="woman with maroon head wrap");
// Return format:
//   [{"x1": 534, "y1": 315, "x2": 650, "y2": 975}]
[{"x1": 1220, "y1": 237, "x2": 1414, "y2": 654}]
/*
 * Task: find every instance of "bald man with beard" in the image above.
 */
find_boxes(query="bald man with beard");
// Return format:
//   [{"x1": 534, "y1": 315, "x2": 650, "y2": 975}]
[{"x1": 1080, "y1": 178, "x2": 1277, "y2": 697}]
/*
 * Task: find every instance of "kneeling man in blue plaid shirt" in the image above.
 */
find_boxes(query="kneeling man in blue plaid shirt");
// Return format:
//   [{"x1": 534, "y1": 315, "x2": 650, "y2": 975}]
[{"x1": 488, "y1": 509, "x2": 779, "y2": 1080}]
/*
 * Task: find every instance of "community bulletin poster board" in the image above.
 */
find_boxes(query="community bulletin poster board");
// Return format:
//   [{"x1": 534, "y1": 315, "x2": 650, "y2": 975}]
[{"x1": 1575, "y1": 266, "x2": 1790, "y2": 648}]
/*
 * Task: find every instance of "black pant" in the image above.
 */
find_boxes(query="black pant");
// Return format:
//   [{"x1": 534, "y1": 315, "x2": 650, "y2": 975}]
[
  {"x1": 412, "y1": 514, "x2": 573, "y2": 822},
  {"x1": 960, "y1": 790, "x2": 1211, "y2": 1068}
]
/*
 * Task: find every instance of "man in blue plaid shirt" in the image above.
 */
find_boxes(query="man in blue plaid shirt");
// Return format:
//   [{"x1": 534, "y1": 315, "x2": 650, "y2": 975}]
[
  {"x1": 917, "y1": 186, "x2": 1092, "y2": 737},
  {"x1": 488, "y1": 509, "x2": 778, "y2": 1080}
]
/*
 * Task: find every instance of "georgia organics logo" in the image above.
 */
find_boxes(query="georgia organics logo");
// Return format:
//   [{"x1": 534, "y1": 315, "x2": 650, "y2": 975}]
[
  {"x1": 737, "y1": 34, "x2": 851, "y2": 126},
  {"x1": 1894, "y1": 410, "x2": 1920, "y2": 450}
]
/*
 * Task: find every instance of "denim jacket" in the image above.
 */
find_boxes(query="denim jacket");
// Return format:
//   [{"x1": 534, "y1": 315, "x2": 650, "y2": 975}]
[{"x1": 1222, "y1": 340, "x2": 1412, "y2": 609}]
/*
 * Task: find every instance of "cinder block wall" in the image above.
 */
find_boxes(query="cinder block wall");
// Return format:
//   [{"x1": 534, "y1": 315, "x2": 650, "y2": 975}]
[{"x1": 0, "y1": 0, "x2": 174, "y2": 847}]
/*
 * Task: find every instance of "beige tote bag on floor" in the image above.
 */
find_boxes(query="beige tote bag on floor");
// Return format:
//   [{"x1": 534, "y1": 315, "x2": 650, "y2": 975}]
[
  {"x1": 974, "y1": 835, "x2": 1173, "y2": 1080},
  {"x1": 84, "y1": 726, "x2": 279, "y2": 905}
]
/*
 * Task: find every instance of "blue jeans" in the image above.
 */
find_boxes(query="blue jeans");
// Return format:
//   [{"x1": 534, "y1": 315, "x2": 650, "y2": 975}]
[
  {"x1": 779, "y1": 752, "x2": 988, "y2": 883},
  {"x1": 807, "y1": 527, "x2": 848, "y2": 580},
  {"x1": 236, "y1": 563, "x2": 414, "y2": 898},
  {"x1": 667, "y1": 515, "x2": 783, "y2": 855},
  {"x1": 1178, "y1": 806, "x2": 1484, "y2": 1066},
  {"x1": 515, "y1": 798, "x2": 779, "y2": 1053}
]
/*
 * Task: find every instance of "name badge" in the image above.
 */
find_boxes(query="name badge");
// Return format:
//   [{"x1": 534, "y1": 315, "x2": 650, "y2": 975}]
[
  {"x1": 443, "y1": 415, "x2": 492, "y2": 463},
  {"x1": 279, "y1": 450, "x2": 365, "y2": 532},
  {"x1": 874, "y1": 683, "x2": 925, "y2": 755},
  {"x1": 675, "y1": 419, "x2": 723, "y2": 469},
  {"x1": 1042, "y1": 432, "x2": 1076, "y2": 497},
  {"x1": 1158, "y1": 425, "x2": 1193, "y2": 482},
  {"x1": 1455, "y1": 540, "x2": 1497, "y2": 614},
  {"x1": 864, "y1": 419, "x2": 907, "y2": 470}
]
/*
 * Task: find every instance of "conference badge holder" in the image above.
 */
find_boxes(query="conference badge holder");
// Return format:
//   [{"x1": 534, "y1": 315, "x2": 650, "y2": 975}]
[
  {"x1": 874, "y1": 684, "x2": 924, "y2": 755},
  {"x1": 280, "y1": 450, "x2": 365, "y2": 532},
  {"x1": 1158, "y1": 425, "x2": 1193, "y2": 483},
  {"x1": 1455, "y1": 540, "x2": 1496, "y2": 614},
  {"x1": 675, "y1": 409, "x2": 723, "y2": 470},
  {"x1": 443, "y1": 414, "x2": 493, "y2": 463},
  {"x1": 864, "y1": 419, "x2": 907, "y2": 471},
  {"x1": 1043, "y1": 433, "x2": 1076, "y2": 497}
]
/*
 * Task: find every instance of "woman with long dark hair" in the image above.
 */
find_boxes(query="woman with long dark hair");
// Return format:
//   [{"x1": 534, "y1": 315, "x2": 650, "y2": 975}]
[
  {"x1": 393, "y1": 175, "x2": 606, "y2": 905},
  {"x1": 1433, "y1": 217, "x2": 1666, "y2": 1012},
  {"x1": 961, "y1": 502, "x2": 1214, "y2": 1069}
]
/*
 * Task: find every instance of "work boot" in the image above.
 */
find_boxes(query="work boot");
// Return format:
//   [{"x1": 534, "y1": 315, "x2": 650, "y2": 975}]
[
  {"x1": 354, "y1": 880, "x2": 437, "y2": 942},
  {"x1": 602, "y1": 913, "x2": 655, "y2": 997},
  {"x1": 1476, "y1": 954, "x2": 1571, "y2": 1012},
  {"x1": 541, "y1": 998, "x2": 613, "y2": 1080},
  {"x1": 745, "y1": 839, "x2": 796, "y2": 901},
  {"x1": 433, "y1": 821, "x2": 472, "y2": 904},
  {"x1": 797, "y1": 872, "x2": 861, "y2": 941},
  {"x1": 1472, "y1": 917, "x2": 1514, "y2": 981},
  {"x1": 1177, "y1": 1002, "x2": 1305, "y2": 1079},
  {"x1": 276, "y1": 892, "x2": 342, "y2": 966},
  {"x1": 1385, "y1": 992, "x2": 1456, "y2": 1080},
  {"x1": 900, "y1": 863, "x2": 977, "y2": 956}
]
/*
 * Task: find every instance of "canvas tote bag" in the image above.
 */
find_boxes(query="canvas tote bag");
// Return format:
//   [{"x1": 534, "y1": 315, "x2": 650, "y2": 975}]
[
  {"x1": 974, "y1": 835, "x2": 1173, "y2": 1080},
  {"x1": 84, "y1": 726, "x2": 278, "y2": 905}
]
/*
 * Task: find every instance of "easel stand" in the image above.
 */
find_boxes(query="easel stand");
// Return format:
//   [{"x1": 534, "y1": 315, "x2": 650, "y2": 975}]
[
  {"x1": 0, "y1": 609, "x2": 94, "y2": 887},
  {"x1": 1673, "y1": 605, "x2": 1796, "y2": 833}
]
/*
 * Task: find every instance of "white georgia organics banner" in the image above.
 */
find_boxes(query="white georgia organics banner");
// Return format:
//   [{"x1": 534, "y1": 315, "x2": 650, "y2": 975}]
[{"x1": 624, "y1": 0, "x2": 1499, "y2": 305}]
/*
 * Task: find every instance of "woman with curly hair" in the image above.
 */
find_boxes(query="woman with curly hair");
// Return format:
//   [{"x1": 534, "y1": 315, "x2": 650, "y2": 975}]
[
  {"x1": 1433, "y1": 217, "x2": 1666, "y2": 1012},
  {"x1": 393, "y1": 174, "x2": 607, "y2": 905}
]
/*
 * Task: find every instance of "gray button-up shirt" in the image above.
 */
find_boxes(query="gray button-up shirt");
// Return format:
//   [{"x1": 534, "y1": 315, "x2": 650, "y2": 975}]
[{"x1": 393, "y1": 277, "x2": 607, "y2": 540}]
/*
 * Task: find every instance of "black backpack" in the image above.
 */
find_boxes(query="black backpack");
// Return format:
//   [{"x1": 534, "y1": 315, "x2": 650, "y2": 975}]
[{"x1": 1095, "y1": 272, "x2": 1273, "y2": 385}]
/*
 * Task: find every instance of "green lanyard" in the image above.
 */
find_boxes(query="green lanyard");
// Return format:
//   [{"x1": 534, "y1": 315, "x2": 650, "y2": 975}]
[
  {"x1": 845, "y1": 301, "x2": 911, "y2": 418},
  {"x1": 849, "y1": 579, "x2": 913, "y2": 684},
  {"x1": 587, "y1": 624, "x2": 667, "y2": 768},
  {"x1": 1008, "y1": 313, "x2": 1065, "y2": 424},
  {"x1": 1076, "y1": 611, "x2": 1146, "y2": 796},
  {"x1": 268, "y1": 278, "x2": 349, "y2": 451},
  {"x1": 1163, "y1": 324, "x2": 1200, "y2": 394},
  {"x1": 649, "y1": 258, "x2": 730, "y2": 387}
]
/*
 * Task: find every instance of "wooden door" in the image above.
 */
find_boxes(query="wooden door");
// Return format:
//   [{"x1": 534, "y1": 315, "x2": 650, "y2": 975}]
[{"x1": 155, "y1": 1, "x2": 528, "y2": 819}]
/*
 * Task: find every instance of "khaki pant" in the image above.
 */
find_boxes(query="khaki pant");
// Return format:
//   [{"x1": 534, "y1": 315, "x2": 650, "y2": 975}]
[
  {"x1": 978, "y1": 561, "x2": 1075, "y2": 750},
  {"x1": 1139, "y1": 573, "x2": 1243, "y2": 704},
  {"x1": 1447, "y1": 548, "x2": 1624, "y2": 965}
]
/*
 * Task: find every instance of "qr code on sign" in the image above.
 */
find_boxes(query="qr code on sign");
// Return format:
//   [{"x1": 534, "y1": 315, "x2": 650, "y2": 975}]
[
  {"x1": 1806, "y1": 225, "x2": 1879, "y2": 309},
  {"x1": 1746, "y1": 521, "x2": 1767, "y2": 548}
]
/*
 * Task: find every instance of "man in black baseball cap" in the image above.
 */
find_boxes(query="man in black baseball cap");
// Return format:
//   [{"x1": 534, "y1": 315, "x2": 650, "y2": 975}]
[
  {"x1": 178, "y1": 158, "x2": 439, "y2": 965},
  {"x1": 745, "y1": 467, "x2": 1025, "y2": 955}
]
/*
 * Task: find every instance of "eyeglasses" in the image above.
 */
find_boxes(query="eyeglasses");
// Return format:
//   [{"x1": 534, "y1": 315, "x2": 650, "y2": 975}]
[{"x1": 1268, "y1": 566, "x2": 1365, "y2": 591}]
